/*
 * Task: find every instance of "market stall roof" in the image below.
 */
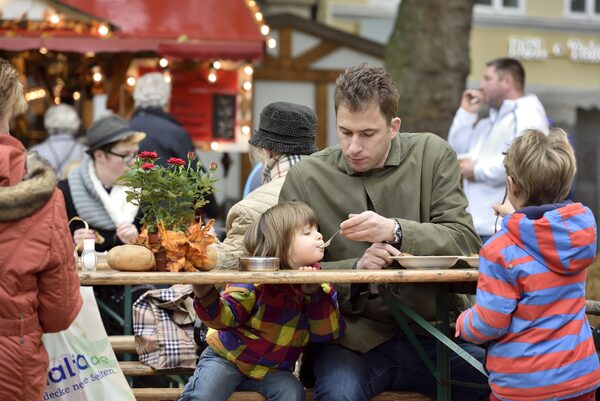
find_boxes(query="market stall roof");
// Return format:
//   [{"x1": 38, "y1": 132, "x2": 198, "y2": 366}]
[{"x1": 0, "y1": 0, "x2": 265, "y2": 61}]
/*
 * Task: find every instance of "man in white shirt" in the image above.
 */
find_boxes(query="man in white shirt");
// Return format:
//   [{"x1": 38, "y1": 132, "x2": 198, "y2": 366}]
[{"x1": 448, "y1": 58, "x2": 548, "y2": 243}]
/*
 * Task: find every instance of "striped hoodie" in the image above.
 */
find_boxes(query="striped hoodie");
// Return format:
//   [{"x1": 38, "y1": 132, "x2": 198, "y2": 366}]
[
  {"x1": 194, "y1": 274, "x2": 344, "y2": 379},
  {"x1": 456, "y1": 201, "x2": 600, "y2": 401}
]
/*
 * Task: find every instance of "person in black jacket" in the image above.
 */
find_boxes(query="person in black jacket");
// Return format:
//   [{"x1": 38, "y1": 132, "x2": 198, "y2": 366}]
[
  {"x1": 58, "y1": 113, "x2": 145, "y2": 252},
  {"x1": 131, "y1": 72, "x2": 218, "y2": 220}
]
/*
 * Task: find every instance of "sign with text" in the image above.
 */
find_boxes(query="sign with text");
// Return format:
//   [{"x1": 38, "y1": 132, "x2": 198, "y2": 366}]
[
  {"x1": 170, "y1": 68, "x2": 238, "y2": 143},
  {"x1": 508, "y1": 36, "x2": 600, "y2": 63}
]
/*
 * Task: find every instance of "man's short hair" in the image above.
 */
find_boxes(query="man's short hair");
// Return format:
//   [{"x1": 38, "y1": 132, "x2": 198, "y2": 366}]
[
  {"x1": 504, "y1": 128, "x2": 576, "y2": 206},
  {"x1": 486, "y1": 58, "x2": 525, "y2": 92},
  {"x1": 334, "y1": 64, "x2": 399, "y2": 124}
]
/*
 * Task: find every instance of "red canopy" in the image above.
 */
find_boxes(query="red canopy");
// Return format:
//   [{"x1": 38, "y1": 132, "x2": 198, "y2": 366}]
[{"x1": 0, "y1": 0, "x2": 264, "y2": 61}]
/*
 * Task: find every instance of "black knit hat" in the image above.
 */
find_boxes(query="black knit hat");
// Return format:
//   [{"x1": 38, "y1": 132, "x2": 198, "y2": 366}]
[{"x1": 249, "y1": 102, "x2": 317, "y2": 155}]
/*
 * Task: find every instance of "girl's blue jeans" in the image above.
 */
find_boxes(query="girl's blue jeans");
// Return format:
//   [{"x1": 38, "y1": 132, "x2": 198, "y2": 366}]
[{"x1": 178, "y1": 347, "x2": 305, "y2": 401}]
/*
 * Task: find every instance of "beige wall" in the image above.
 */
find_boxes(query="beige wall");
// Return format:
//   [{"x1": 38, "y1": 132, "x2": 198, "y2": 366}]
[{"x1": 526, "y1": 0, "x2": 564, "y2": 18}]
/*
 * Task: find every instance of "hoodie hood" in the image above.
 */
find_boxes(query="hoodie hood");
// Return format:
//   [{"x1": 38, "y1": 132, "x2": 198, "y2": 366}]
[
  {"x1": 502, "y1": 202, "x2": 597, "y2": 275},
  {"x1": 0, "y1": 134, "x2": 57, "y2": 221}
]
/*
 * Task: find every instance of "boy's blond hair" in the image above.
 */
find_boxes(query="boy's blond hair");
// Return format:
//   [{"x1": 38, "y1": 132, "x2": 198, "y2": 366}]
[
  {"x1": 244, "y1": 201, "x2": 318, "y2": 270},
  {"x1": 503, "y1": 128, "x2": 576, "y2": 207}
]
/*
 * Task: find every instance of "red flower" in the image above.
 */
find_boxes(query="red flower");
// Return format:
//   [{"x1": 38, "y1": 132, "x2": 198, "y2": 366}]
[
  {"x1": 141, "y1": 162, "x2": 155, "y2": 170},
  {"x1": 167, "y1": 158, "x2": 186, "y2": 166},
  {"x1": 187, "y1": 151, "x2": 196, "y2": 161},
  {"x1": 210, "y1": 162, "x2": 218, "y2": 171},
  {"x1": 139, "y1": 151, "x2": 158, "y2": 160}
]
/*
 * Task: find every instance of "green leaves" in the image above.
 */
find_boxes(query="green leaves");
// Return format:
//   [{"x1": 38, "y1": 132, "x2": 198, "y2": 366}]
[{"x1": 117, "y1": 153, "x2": 217, "y2": 233}]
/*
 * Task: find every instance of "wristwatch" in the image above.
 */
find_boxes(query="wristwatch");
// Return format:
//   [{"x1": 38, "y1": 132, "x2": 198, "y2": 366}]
[{"x1": 385, "y1": 218, "x2": 402, "y2": 246}]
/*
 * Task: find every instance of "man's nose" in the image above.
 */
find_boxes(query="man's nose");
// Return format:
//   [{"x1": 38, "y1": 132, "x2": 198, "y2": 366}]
[{"x1": 348, "y1": 135, "x2": 362, "y2": 153}]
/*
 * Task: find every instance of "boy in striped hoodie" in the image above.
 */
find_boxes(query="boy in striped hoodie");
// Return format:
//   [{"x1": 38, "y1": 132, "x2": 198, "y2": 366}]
[
  {"x1": 178, "y1": 202, "x2": 344, "y2": 401},
  {"x1": 456, "y1": 128, "x2": 600, "y2": 401}
]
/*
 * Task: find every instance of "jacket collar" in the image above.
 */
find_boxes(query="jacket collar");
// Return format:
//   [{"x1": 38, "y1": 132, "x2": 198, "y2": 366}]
[{"x1": 133, "y1": 107, "x2": 182, "y2": 126}]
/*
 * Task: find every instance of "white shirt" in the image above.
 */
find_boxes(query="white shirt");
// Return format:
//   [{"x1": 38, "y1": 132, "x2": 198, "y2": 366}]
[{"x1": 448, "y1": 94, "x2": 548, "y2": 236}]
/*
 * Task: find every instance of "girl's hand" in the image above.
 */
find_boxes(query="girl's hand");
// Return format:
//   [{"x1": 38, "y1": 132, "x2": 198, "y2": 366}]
[
  {"x1": 193, "y1": 284, "x2": 214, "y2": 299},
  {"x1": 298, "y1": 266, "x2": 321, "y2": 294}
]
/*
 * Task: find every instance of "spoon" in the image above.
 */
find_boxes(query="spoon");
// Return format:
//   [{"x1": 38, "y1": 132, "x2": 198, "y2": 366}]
[{"x1": 320, "y1": 228, "x2": 342, "y2": 249}]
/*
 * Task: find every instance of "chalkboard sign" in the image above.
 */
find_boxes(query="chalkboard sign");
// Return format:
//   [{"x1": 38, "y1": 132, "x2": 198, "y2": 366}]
[{"x1": 212, "y1": 94, "x2": 236, "y2": 140}]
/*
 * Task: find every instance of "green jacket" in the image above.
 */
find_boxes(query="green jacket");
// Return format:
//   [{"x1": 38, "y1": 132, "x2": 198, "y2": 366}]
[{"x1": 279, "y1": 133, "x2": 481, "y2": 352}]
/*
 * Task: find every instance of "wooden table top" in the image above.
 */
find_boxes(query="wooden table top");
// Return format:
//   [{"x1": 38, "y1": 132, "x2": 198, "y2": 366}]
[{"x1": 78, "y1": 268, "x2": 479, "y2": 286}]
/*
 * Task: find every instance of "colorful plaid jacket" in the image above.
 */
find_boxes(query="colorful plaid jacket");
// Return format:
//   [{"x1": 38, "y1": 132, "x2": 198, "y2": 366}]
[
  {"x1": 456, "y1": 202, "x2": 600, "y2": 401},
  {"x1": 194, "y1": 275, "x2": 344, "y2": 379}
]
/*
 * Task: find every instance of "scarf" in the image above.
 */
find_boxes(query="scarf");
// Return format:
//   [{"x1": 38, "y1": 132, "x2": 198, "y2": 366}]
[
  {"x1": 68, "y1": 156, "x2": 138, "y2": 230},
  {"x1": 262, "y1": 154, "x2": 305, "y2": 184}
]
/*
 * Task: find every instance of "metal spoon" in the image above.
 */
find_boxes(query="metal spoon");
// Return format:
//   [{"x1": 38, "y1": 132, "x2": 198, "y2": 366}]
[{"x1": 320, "y1": 228, "x2": 342, "y2": 249}]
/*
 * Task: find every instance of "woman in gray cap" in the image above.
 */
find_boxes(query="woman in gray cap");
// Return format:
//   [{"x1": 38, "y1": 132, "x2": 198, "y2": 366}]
[
  {"x1": 212, "y1": 101, "x2": 318, "y2": 270},
  {"x1": 58, "y1": 113, "x2": 146, "y2": 252}
]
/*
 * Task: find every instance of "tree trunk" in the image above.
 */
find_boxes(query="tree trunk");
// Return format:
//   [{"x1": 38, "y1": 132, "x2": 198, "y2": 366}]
[{"x1": 385, "y1": 0, "x2": 474, "y2": 139}]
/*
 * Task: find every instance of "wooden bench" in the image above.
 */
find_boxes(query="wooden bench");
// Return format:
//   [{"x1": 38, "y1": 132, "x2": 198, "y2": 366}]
[
  {"x1": 132, "y1": 388, "x2": 432, "y2": 401},
  {"x1": 110, "y1": 336, "x2": 432, "y2": 401}
]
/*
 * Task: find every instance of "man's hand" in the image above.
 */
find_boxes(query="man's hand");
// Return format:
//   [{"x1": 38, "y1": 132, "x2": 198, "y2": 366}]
[
  {"x1": 460, "y1": 89, "x2": 483, "y2": 114},
  {"x1": 356, "y1": 243, "x2": 401, "y2": 270},
  {"x1": 459, "y1": 158, "x2": 475, "y2": 181},
  {"x1": 341, "y1": 211, "x2": 396, "y2": 243},
  {"x1": 116, "y1": 222, "x2": 139, "y2": 244},
  {"x1": 299, "y1": 265, "x2": 321, "y2": 294}
]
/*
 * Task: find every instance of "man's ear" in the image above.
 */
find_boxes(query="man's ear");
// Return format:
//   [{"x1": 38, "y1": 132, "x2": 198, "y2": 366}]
[{"x1": 390, "y1": 117, "x2": 401, "y2": 138}]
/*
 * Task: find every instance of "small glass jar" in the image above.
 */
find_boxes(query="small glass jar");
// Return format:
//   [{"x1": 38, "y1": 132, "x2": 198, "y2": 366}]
[{"x1": 80, "y1": 239, "x2": 97, "y2": 272}]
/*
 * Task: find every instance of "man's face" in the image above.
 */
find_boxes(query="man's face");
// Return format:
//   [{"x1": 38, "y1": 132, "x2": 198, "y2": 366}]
[
  {"x1": 336, "y1": 103, "x2": 401, "y2": 173},
  {"x1": 480, "y1": 66, "x2": 509, "y2": 109}
]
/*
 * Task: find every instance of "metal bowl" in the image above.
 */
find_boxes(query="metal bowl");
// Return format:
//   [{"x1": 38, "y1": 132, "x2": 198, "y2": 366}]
[{"x1": 239, "y1": 257, "x2": 279, "y2": 271}]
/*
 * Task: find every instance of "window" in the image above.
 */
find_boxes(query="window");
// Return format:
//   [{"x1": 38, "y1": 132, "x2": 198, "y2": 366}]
[
  {"x1": 474, "y1": 0, "x2": 524, "y2": 13},
  {"x1": 571, "y1": 0, "x2": 586, "y2": 11},
  {"x1": 567, "y1": 0, "x2": 600, "y2": 16}
]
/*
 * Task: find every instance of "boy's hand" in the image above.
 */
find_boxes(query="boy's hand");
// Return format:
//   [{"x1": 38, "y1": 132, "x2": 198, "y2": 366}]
[
  {"x1": 493, "y1": 199, "x2": 515, "y2": 218},
  {"x1": 193, "y1": 284, "x2": 214, "y2": 299},
  {"x1": 299, "y1": 266, "x2": 321, "y2": 295}
]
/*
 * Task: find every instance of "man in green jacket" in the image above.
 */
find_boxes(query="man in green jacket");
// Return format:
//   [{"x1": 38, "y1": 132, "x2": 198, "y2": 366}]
[{"x1": 279, "y1": 64, "x2": 490, "y2": 400}]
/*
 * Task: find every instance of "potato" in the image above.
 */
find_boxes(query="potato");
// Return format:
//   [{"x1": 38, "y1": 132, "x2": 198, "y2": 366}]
[{"x1": 107, "y1": 245, "x2": 155, "y2": 271}]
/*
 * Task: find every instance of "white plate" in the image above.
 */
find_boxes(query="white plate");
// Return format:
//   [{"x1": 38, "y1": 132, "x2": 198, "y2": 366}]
[
  {"x1": 459, "y1": 256, "x2": 479, "y2": 268},
  {"x1": 390, "y1": 256, "x2": 459, "y2": 269}
]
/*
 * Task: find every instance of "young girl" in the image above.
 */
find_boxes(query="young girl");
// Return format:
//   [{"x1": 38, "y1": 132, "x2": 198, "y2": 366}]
[{"x1": 178, "y1": 201, "x2": 344, "y2": 401}]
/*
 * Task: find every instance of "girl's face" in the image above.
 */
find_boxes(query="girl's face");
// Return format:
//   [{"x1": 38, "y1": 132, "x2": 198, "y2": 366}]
[{"x1": 289, "y1": 224, "x2": 324, "y2": 269}]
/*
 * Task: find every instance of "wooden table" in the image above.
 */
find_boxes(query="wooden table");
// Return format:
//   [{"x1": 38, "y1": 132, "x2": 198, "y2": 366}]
[
  {"x1": 79, "y1": 268, "x2": 479, "y2": 285},
  {"x1": 79, "y1": 268, "x2": 482, "y2": 401}
]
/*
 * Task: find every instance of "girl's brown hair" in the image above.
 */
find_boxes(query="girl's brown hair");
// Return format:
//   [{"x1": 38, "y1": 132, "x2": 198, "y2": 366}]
[
  {"x1": 244, "y1": 201, "x2": 318, "y2": 270},
  {"x1": 503, "y1": 128, "x2": 576, "y2": 206}
]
